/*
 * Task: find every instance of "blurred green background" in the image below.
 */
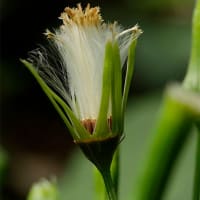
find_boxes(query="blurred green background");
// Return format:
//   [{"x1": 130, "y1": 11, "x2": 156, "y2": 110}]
[{"x1": 0, "y1": 0, "x2": 196, "y2": 199}]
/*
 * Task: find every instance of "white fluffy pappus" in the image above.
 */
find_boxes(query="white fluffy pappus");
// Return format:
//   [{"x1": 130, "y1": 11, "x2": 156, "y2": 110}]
[{"x1": 29, "y1": 4, "x2": 142, "y2": 121}]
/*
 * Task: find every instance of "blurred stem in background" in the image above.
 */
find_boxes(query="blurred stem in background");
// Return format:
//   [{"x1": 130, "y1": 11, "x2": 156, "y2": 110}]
[
  {"x1": 0, "y1": 148, "x2": 8, "y2": 183},
  {"x1": 183, "y1": 0, "x2": 200, "y2": 91},
  {"x1": 193, "y1": 124, "x2": 200, "y2": 200},
  {"x1": 183, "y1": 0, "x2": 200, "y2": 199},
  {"x1": 133, "y1": 85, "x2": 200, "y2": 200},
  {"x1": 0, "y1": 149, "x2": 8, "y2": 200},
  {"x1": 134, "y1": 0, "x2": 200, "y2": 199}
]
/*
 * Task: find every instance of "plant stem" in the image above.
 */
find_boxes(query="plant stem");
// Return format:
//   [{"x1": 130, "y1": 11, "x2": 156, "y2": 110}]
[
  {"x1": 133, "y1": 86, "x2": 194, "y2": 200},
  {"x1": 193, "y1": 125, "x2": 200, "y2": 200},
  {"x1": 79, "y1": 136, "x2": 119, "y2": 200},
  {"x1": 183, "y1": 0, "x2": 200, "y2": 91},
  {"x1": 94, "y1": 149, "x2": 119, "y2": 200},
  {"x1": 101, "y1": 169, "x2": 117, "y2": 200}
]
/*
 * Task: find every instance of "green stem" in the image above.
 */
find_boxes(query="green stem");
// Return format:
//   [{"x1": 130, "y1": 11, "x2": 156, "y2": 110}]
[
  {"x1": 183, "y1": 0, "x2": 200, "y2": 91},
  {"x1": 94, "y1": 149, "x2": 119, "y2": 200},
  {"x1": 79, "y1": 136, "x2": 119, "y2": 200},
  {"x1": 101, "y1": 169, "x2": 117, "y2": 200},
  {"x1": 133, "y1": 86, "x2": 194, "y2": 200},
  {"x1": 193, "y1": 125, "x2": 200, "y2": 200}
]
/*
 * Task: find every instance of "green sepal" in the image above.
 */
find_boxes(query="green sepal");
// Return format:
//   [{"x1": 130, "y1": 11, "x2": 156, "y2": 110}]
[
  {"x1": 94, "y1": 41, "x2": 113, "y2": 137},
  {"x1": 122, "y1": 40, "x2": 137, "y2": 126},
  {"x1": 78, "y1": 135, "x2": 120, "y2": 200},
  {"x1": 48, "y1": 89, "x2": 91, "y2": 141},
  {"x1": 21, "y1": 59, "x2": 91, "y2": 141},
  {"x1": 78, "y1": 136, "x2": 120, "y2": 177},
  {"x1": 111, "y1": 42, "x2": 123, "y2": 135}
]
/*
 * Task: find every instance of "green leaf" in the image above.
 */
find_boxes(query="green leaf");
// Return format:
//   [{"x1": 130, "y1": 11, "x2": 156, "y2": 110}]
[
  {"x1": 94, "y1": 167, "x2": 107, "y2": 200},
  {"x1": 94, "y1": 41, "x2": 113, "y2": 137},
  {"x1": 122, "y1": 40, "x2": 137, "y2": 122},
  {"x1": 111, "y1": 42, "x2": 123, "y2": 135}
]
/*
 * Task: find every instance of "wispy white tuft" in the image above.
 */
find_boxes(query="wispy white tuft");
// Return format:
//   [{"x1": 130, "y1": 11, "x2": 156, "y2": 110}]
[{"x1": 30, "y1": 4, "x2": 142, "y2": 120}]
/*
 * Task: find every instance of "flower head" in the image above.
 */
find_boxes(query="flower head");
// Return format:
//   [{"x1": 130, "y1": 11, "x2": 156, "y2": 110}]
[
  {"x1": 22, "y1": 5, "x2": 142, "y2": 197},
  {"x1": 22, "y1": 4, "x2": 142, "y2": 142}
]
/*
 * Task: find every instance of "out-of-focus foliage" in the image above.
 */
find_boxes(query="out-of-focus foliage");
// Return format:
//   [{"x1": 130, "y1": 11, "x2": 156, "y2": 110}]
[
  {"x1": 0, "y1": 149, "x2": 8, "y2": 183},
  {"x1": 125, "y1": 0, "x2": 192, "y2": 13}
]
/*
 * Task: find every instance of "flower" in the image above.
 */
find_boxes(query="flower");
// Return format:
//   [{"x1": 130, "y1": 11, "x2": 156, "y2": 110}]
[
  {"x1": 22, "y1": 4, "x2": 142, "y2": 142},
  {"x1": 22, "y1": 5, "x2": 142, "y2": 197}
]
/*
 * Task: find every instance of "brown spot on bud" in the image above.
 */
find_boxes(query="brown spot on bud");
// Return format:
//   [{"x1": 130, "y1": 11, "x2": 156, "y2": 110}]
[{"x1": 81, "y1": 117, "x2": 112, "y2": 134}]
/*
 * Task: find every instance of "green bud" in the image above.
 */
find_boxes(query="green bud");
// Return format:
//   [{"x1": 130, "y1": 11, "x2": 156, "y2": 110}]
[{"x1": 27, "y1": 179, "x2": 59, "y2": 200}]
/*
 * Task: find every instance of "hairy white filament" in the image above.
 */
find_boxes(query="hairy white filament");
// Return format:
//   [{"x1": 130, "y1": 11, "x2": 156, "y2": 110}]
[{"x1": 31, "y1": 4, "x2": 142, "y2": 120}]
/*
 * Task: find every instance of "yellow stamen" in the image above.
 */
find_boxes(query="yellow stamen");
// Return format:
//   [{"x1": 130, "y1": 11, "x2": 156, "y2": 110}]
[{"x1": 59, "y1": 3, "x2": 102, "y2": 26}]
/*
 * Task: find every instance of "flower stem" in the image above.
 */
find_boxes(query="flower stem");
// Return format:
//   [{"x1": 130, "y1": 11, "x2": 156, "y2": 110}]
[
  {"x1": 193, "y1": 125, "x2": 200, "y2": 200},
  {"x1": 94, "y1": 149, "x2": 119, "y2": 200},
  {"x1": 78, "y1": 136, "x2": 120, "y2": 200},
  {"x1": 101, "y1": 168, "x2": 117, "y2": 200}
]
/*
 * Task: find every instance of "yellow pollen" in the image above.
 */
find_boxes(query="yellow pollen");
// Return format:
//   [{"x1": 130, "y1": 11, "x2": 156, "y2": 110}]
[{"x1": 59, "y1": 3, "x2": 103, "y2": 26}]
